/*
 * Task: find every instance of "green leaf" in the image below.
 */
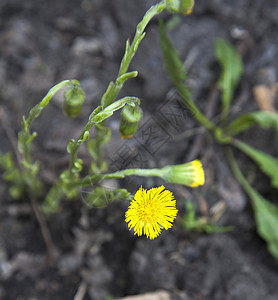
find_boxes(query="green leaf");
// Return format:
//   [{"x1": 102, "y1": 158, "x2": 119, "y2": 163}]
[
  {"x1": 89, "y1": 105, "x2": 103, "y2": 120},
  {"x1": 133, "y1": 33, "x2": 146, "y2": 53},
  {"x1": 29, "y1": 161, "x2": 40, "y2": 176},
  {"x1": 0, "y1": 152, "x2": 26, "y2": 199},
  {"x1": 28, "y1": 103, "x2": 43, "y2": 124},
  {"x1": 215, "y1": 38, "x2": 243, "y2": 120},
  {"x1": 181, "y1": 201, "x2": 232, "y2": 234},
  {"x1": 104, "y1": 97, "x2": 140, "y2": 113},
  {"x1": 73, "y1": 159, "x2": 83, "y2": 173},
  {"x1": 67, "y1": 139, "x2": 76, "y2": 154},
  {"x1": 235, "y1": 140, "x2": 278, "y2": 188},
  {"x1": 90, "y1": 111, "x2": 113, "y2": 123},
  {"x1": 159, "y1": 18, "x2": 216, "y2": 131},
  {"x1": 82, "y1": 131, "x2": 90, "y2": 141},
  {"x1": 91, "y1": 97, "x2": 141, "y2": 124},
  {"x1": 116, "y1": 71, "x2": 138, "y2": 86},
  {"x1": 26, "y1": 132, "x2": 37, "y2": 145},
  {"x1": 17, "y1": 132, "x2": 27, "y2": 154},
  {"x1": 21, "y1": 116, "x2": 28, "y2": 132},
  {"x1": 225, "y1": 111, "x2": 278, "y2": 136},
  {"x1": 226, "y1": 148, "x2": 278, "y2": 259},
  {"x1": 42, "y1": 182, "x2": 65, "y2": 213},
  {"x1": 158, "y1": 18, "x2": 186, "y2": 85},
  {"x1": 101, "y1": 81, "x2": 115, "y2": 107},
  {"x1": 250, "y1": 188, "x2": 278, "y2": 259}
]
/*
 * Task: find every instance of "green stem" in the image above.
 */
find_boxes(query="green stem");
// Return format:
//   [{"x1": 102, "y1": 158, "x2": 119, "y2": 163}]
[
  {"x1": 231, "y1": 138, "x2": 252, "y2": 154},
  {"x1": 20, "y1": 80, "x2": 79, "y2": 166},
  {"x1": 69, "y1": 120, "x2": 95, "y2": 171},
  {"x1": 89, "y1": 2, "x2": 166, "y2": 173},
  {"x1": 175, "y1": 82, "x2": 216, "y2": 131},
  {"x1": 102, "y1": 1, "x2": 166, "y2": 107},
  {"x1": 80, "y1": 167, "x2": 167, "y2": 188},
  {"x1": 119, "y1": 1, "x2": 166, "y2": 77},
  {"x1": 69, "y1": 97, "x2": 140, "y2": 172},
  {"x1": 109, "y1": 168, "x2": 165, "y2": 178},
  {"x1": 26, "y1": 80, "x2": 80, "y2": 127},
  {"x1": 225, "y1": 147, "x2": 252, "y2": 195}
]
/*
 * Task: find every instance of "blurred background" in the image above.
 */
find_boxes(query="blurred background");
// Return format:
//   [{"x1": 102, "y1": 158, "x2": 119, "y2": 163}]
[{"x1": 0, "y1": 0, "x2": 278, "y2": 299}]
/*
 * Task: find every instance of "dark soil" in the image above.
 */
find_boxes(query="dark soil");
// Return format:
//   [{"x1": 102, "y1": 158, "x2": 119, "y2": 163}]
[{"x1": 0, "y1": 0, "x2": 278, "y2": 299}]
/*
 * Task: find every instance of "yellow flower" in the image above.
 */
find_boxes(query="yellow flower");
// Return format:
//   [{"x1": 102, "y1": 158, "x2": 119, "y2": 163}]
[
  {"x1": 187, "y1": 160, "x2": 205, "y2": 187},
  {"x1": 160, "y1": 160, "x2": 205, "y2": 187},
  {"x1": 125, "y1": 185, "x2": 178, "y2": 239}
]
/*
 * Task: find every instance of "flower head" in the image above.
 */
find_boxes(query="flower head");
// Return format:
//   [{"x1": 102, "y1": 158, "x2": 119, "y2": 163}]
[
  {"x1": 125, "y1": 186, "x2": 178, "y2": 239},
  {"x1": 187, "y1": 160, "x2": 205, "y2": 187},
  {"x1": 161, "y1": 160, "x2": 205, "y2": 187}
]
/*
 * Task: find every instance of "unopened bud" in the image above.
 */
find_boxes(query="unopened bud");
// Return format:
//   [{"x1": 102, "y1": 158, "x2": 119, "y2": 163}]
[
  {"x1": 161, "y1": 160, "x2": 205, "y2": 187},
  {"x1": 119, "y1": 105, "x2": 143, "y2": 139},
  {"x1": 165, "y1": 0, "x2": 194, "y2": 15},
  {"x1": 63, "y1": 86, "x2": 85, "y2": 118}
]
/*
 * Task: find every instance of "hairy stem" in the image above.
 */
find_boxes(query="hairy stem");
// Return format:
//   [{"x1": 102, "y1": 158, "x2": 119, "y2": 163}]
[
  {"x1": 102, "y1": 1, "x2": 166, "y2": 108},
  {"x1": 79, "y1": 168, "x2": 167, "y2": 188}
]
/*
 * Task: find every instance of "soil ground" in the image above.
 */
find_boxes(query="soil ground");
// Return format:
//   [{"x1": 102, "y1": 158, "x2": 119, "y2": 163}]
[{"x1": 0, "y1": 0, "x2": 278, "y2": 299}]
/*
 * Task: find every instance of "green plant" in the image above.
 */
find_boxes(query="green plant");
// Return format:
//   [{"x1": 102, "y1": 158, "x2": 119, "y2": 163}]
[
  {"x1": 0, "y1": 0, "x2": 204, "y2": 261},
  {"x1": 181, "y1": 201, "x2": 232, "y2": 234},
  {"x1": 159, "y1": 20, "x2": 278, "y2": 258}
]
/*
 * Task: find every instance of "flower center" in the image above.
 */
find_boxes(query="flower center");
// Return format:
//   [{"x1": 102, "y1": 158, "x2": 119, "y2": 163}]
[{"x1": 139, "y1": 199, "x2": 161, "y2": 223}]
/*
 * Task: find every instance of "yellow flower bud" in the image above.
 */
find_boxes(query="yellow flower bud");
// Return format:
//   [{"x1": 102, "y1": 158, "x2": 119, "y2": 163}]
[{"x1": 161, "y1": 160, "x2": 205, "y2": 187}]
